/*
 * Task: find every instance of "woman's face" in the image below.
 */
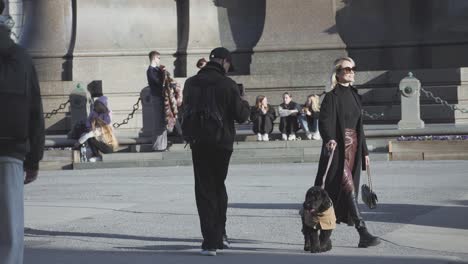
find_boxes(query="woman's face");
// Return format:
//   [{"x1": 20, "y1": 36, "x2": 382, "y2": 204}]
[
  {"x1": 262, "y1": 97, "x2": 268, "y2": 106},
  {"x1": 283, "y1": 94, "x2": 291, "y2": 104},
  {"x1": 336, "y1": 60, "x2": 355, "y2": 84}
]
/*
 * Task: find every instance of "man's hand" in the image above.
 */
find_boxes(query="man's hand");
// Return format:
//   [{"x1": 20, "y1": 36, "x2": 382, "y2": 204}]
[{"x1": 24, "y1": 170, "x2": 38, "y2": 185}]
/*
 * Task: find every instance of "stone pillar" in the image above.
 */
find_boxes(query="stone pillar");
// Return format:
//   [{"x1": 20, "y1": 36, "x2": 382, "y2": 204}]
[
  {"x1": 21, "y1": 0, "x2": 73, "y2": 81},
  {"x1": 398, "y1": 72, "x2": 425, "y2": 129},
  {"x1": 139, "y1": 87, "x2": 154, "y2": 137},
  {"x1": 184, "y1": 0, "x2": 223, "y2": 77},
  {"x1": 68, "y1": 83, "x2": 92, "y2": 137},
  {"x1": 251, "y1": 0, "x2": 346, "y2": 75}
]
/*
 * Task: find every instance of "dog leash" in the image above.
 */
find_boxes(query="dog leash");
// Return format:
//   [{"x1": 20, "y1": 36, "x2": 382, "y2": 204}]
[{"x1": 320, "y1": 147, "x2": 335, "y2": 189}]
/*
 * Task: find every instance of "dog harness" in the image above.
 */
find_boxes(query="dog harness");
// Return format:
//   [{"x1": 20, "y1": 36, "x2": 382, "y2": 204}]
[{"x1": 304, "y1": 207, "x2": 337, "y2": 230}]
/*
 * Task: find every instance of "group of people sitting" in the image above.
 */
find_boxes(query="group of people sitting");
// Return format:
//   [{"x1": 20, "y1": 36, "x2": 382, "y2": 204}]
[{"x1": 251, "y1": 92, "x2": 322, "y2": 141}]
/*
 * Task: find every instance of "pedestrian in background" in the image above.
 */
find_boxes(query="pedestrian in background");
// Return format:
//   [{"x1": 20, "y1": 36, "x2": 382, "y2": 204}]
[
  {"x1": 250, "y1": 95, "x2": 276, "y2": 141},
  {"x1": 147, "y1": 50, "x2": 168, "y2": 151}
]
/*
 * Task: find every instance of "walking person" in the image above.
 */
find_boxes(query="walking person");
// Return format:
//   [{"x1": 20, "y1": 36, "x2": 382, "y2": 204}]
[
  {"x1": 182, "y1": 47, "x2": 250, "y2": 256},
  {"x1": 314, "y1": 57, "x2": 380, "y2": 248},
  {"x1": 0, "y1": 2, "x2": 45, "y2": 263},
  {"x1": 278, "y1": 92, "x2": 300, "y2": 140},
  {"x1": 250, "y1": 95, "x2": 276, "y2": 141},
  {"x1": 147, "y1": 50, "x2": 168, "y2": 151}
]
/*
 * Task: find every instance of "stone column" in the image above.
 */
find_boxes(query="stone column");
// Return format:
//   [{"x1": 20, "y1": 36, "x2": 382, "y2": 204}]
[
  {"x1": 251, "y1": 0, "x2": 346, "y2": 75},
  {"x1": 21, "y1": 0, "x2": 73, "y2": 81}
]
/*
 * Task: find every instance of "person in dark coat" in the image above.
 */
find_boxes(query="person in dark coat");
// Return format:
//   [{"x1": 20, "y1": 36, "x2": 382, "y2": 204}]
[
  {"x1": 0, "y1": 3, "x2": 45, "y2": 263},
  {"x1": 147, "y1": 50, "x2": 168, "y2": 151},
  {"x1": 250, "y1": 95, "x2": 276, "y2": 141},
  {"x1": 183, "y1": 47, "x2": 250, "y2": 256},
  {"x1": 314, "y1": 57, "x2": 380, "y2": 248}
]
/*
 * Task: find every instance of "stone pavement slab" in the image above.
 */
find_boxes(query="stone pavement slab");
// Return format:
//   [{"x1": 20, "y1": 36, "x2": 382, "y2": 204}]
[{"x1": 23, "y1": 161, "x2": 468, "y2": 264}]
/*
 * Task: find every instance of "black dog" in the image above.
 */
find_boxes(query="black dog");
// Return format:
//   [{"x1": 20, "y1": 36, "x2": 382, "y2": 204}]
[{"x1": 301, "y1": 186, "x2": 336, "y2": 253}]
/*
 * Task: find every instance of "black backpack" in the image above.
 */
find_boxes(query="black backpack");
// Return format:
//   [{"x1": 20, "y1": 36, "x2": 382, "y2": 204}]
[
  {"x1": 0, "y1": 46, "x2": 30, "y2": 143},
  {"x1": 182, "y1": 84, "x2": 223, "y2": 145}
]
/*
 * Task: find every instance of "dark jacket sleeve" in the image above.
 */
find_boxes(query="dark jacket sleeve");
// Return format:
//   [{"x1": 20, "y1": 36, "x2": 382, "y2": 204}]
[
  {"x1": 229, "y1": 81, "x2": 250, "y2": 123},
  {"x1": 318, "y1": 93, "x2": 337, "y2": 143},
  {"x1": 147, "y1": 67, "x2": 164, "y2": 96},
  {"x1": 24, "y1": 65, "x2": 45, "y2": 171},
  {"x1": 266, "y1": 106, "x2": 276, "y2": 121}
]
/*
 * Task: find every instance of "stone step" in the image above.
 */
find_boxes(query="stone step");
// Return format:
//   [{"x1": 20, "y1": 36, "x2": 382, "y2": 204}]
[{"x1": 389, "y1": 140, "x2": 468, "y2": 160}]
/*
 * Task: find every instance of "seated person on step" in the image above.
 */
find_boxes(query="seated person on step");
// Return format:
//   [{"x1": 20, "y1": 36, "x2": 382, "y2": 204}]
[
  {"x1": 278, "y1": 92, "x2": 300, "y2": 141},
  {"x1": 250, "y1": 95, "x2": 276, "y2": 141}
]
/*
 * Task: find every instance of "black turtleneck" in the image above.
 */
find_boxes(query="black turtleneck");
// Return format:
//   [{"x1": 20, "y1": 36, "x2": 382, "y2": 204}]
[{"x1": 336, "y1": 84, "x2": 360, "y2": 129}]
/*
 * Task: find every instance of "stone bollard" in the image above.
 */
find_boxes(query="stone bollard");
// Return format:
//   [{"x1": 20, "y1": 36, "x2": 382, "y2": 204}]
[
  {"x1": 68, "y1": 83, "x2": 92, "y2": 137},
  {"x1": 139, "y1": 87, "x2": 154, "y2": 138},
  {"x1": 398, "y1": 72, "x2": 425, "y2": 129}
]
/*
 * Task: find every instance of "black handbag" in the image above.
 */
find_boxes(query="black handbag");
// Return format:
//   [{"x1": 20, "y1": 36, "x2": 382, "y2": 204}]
[{"x1": 361, "y1": 165, "x2": 378, "y2": 209}]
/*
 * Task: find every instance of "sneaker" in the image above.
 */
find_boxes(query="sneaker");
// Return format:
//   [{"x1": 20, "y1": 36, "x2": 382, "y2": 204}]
[
  {"x1": 222, "y1": 234, "x2": 231, "y2": 249},
  {"x1": 288, "y1": 134, "x2": 296, "y2": 141},
  {"x1": 200, "y1": 249, "x2": 217, "y2": 256},
  {"x1": 88, "y1": 156, "x2": 102, "y2": 162},
  {"x1": 282, "y1": 133, "x2": 288, "y2": 141},
  {"x1": 257, "y1": 133, "x2": 262, "y2": 141},
  {"x1": 306, "y1": 132, "x2": 312, "y2": 140},
  {"x1": 312, "y1": 132, "x2": 321, "y2": 140},
  {"x1": 262, "y1": 134, "x2": 269, "y2": 141}
]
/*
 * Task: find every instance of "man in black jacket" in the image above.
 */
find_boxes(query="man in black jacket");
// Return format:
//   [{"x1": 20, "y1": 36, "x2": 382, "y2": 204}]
[
  {"x1": 0, "y1": 2, "x2": 45, "y2": 263},
  {"x1": 183, "y1": 47, "x2": 250, "y2": 256}
]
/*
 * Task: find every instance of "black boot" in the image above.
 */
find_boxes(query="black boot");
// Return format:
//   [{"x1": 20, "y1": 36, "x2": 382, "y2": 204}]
[{"x1": 347, "y1": 192, "x2": 381, "y2": 248}]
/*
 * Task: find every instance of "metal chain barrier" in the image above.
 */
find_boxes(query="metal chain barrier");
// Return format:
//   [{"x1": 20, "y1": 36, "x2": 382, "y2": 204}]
[
  {"x1": 113, "y1": 97, "x2": 142, "y2": 128},
  {"x1": 420, "y1": 87, "x2": 468, "y2": 114},
  {"x1": 44, "y1": 99, "x2": 70, "y2": 119},
  {"x1": 362, "y1": 110, "x2": 385, "y2": 120}
]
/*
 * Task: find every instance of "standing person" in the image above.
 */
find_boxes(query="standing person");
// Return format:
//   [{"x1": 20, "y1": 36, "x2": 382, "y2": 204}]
[
  {"x1": 0, "y1": 2, "x2": 45, "y2": 263},
  {"x1": 314, "y1": 57, "x2": 380, "y2": 248},
  {"x1": 147, "y1": 50, "x2": 168, "y2": 151},
  {"x1": 250, "y1": 95, "x2": 276, "y2": 141},
  {"x1": 299, "y1": 94, "x2": 321, "y2": 140},
  {"x1": 182, "y1": 47, "x2": 250, "y2": 256},
  {"x1": 278, "y1": 92, "x2": 300, "y2": 141}
]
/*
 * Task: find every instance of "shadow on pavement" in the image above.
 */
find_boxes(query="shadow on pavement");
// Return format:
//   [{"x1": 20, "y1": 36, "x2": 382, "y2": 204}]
[
  {"x1": 24, "y1": 248, "x2": 467, "y2": 264},
  {"x1": 228, "y1": 202, "x2": 468, "y2": 230}
]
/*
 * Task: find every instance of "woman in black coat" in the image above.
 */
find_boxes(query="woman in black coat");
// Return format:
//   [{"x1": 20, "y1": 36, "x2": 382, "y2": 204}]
[
  {"x1": 314, "y1": 57, "x2": 380, "y2": 248},
  {"x1": 250, "y1": 95, "x2": 276, "y2": 141}
]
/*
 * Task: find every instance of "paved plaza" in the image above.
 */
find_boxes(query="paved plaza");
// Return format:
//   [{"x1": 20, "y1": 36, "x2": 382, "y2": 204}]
[{"x1": 23, "y1": 160, "x2": 468, "y2": 263}]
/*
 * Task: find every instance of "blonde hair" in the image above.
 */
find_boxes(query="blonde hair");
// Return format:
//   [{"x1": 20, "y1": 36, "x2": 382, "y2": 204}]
[
  {"x1": 92, "y1": 118, "x2": 119, "y2": 151},
  {"x1": 329, "y1": 57, "x2": 355, "y2": 91},
  {"x1": 304, "y1": 94, "x2": 321, "y2": 113}
]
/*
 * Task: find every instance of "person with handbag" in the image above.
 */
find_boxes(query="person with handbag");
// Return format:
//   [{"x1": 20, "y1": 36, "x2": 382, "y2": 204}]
[{"x1": 313, "y1": 57, "x2": 380, "y2": 248}]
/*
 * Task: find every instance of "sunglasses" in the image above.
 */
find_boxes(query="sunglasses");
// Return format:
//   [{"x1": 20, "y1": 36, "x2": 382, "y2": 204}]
[{"x1": 337, "y1": 67, "x2": 356, "y2": 73}]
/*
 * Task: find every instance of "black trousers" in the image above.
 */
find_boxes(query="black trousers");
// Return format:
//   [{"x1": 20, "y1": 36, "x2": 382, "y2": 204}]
[
  {"x1": 191, "y1": 145, "x2": 233, "y2": 250},
  {"x1": 279, "y1": 116, "x2": 299, "y2": 135},
  {"x1": 88, "y1": 138, "x2": 113, "y2": 156},
  {"x1": 252, "y1": 115, "x2": 274, "y2": 135}
]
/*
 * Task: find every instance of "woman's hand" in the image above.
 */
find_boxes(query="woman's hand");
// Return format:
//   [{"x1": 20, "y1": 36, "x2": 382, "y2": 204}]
[
  {"x1": 326, "y1": 140, "x2": 337, "y2": 152},
  {"x1": 365, "y1": 155, "x2": 370, "y2": 167}
]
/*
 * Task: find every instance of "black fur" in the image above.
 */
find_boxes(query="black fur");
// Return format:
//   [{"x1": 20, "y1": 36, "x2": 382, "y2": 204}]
[{"x1": 301, "y1": 186, "x2": 334, "y2": 253}]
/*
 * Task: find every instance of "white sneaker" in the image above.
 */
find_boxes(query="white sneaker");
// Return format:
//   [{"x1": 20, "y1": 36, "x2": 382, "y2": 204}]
[
  {"x1": 282, "y1": 133, "x2": 288, "y2": 141},
  {"x1": 312, "y1": 132, "x2": 321, "y2": 140},
  {"x1": 306, "y1": 132, "x2": 312, "y2": 140},
  {"x1": 257, "y1": 133, "x2": 262, "y2": 141},
  {"x1": 200, "y1": 249, "x2": 217, "y2": 256},
  {"x1": 262, "y1": 134, "x2": 269, "y2": 141},
  {"x1": 288, "y1": 134, "x2": 296, "y2": 141}
]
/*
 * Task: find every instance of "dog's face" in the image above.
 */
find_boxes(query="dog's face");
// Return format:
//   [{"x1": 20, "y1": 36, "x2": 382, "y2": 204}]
[{"x1": 303, "y1": 187, "x2": 332, "y2": 215}]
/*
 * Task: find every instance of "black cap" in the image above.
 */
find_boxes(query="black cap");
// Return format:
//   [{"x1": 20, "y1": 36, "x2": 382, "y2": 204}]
[{"x1": 209, "y1": 47, "x2": 235, "y2": 72}]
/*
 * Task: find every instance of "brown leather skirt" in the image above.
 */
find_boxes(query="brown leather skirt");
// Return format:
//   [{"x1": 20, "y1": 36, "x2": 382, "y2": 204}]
[{"x1": 342, "y1": 128, "x2": 357, "y2": 193}]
